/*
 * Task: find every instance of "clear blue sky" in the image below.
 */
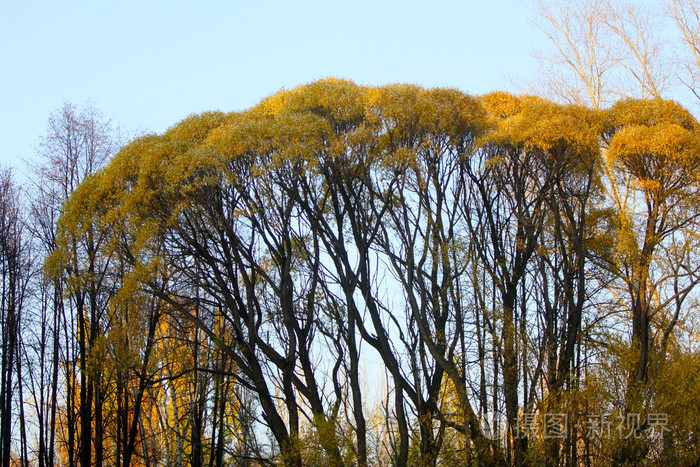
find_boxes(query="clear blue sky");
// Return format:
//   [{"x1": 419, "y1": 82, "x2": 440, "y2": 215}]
[{"x1": 0, "y1": 0, "x2": 544, "y2": 173}]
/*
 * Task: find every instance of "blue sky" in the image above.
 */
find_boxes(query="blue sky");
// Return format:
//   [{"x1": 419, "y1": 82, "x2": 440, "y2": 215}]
[{"x1": 0, "y1": 0, "x2": 545, "y2": 172}]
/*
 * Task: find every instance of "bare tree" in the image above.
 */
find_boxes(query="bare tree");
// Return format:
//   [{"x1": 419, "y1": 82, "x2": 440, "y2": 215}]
[
  {"x1": 532, "y1": 0, "x2": 672, "y2": 108},
  {"x1": 667, "y1": 0, "x2": 700, "y2": 102},
  {"x1": 0, "y1": 168, "x2": 32, "y2": 467},
  {"x1": 35, "y1": 103, "x2": 117, "y2": 466}
]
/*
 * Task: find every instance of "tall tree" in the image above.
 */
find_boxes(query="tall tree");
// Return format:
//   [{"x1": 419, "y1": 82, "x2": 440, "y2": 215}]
[
  {"x1": 0, "y1": 168, "x2": 31, "y2": 467},
  {"x1": 603, "y1": 99, "x2": 700, "y2": 385},
  {"x1": 41, "y1": 103, "x2": 118, "y2": 467}
]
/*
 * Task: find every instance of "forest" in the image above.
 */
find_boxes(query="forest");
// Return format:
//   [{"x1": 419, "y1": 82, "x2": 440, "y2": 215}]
[{"x1": 2, "y1": 1, "x2": 700, "y2": 466}]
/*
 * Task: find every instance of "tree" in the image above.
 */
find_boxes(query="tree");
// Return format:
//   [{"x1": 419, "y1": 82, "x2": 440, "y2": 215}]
[
  {"x1": 603, "y1": 98, "x2": 700, "y2": 385},
  {"x1": 533, "y1": 0, "x2": 700, "y2": 412},
  {"x1": 38, "y1": 103, "x2": 118, "y2": 467},
  {"x1": 0, "y1": 168, "x2": 32, "y2": 467},
  {"x1": 668, "y1": 0, "x2": 700, "y2": 103},
  {"x1": 459, "y1": 93, "x2": 603, "y2": 466},
  {"x1": 532, "y1": 0, "x2": 672, "y2": 108}
]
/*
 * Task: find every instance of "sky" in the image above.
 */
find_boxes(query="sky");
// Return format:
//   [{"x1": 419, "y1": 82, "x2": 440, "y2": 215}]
[{"x1": 0, "y1": 0, "x2": 546, "y2": 174}]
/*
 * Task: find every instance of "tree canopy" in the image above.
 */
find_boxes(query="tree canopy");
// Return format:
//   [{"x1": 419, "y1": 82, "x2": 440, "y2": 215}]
[{"x1": 28, "y1": 79, "x2": 697, "y2": 466}]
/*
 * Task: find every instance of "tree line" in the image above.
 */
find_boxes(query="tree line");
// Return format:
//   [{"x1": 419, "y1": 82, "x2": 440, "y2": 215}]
[
  {"x1": 2, "y1": 0, "x2": 700, "y2": 464},
  {"x1": 2, "y1": 79, "x2": 699, "y2": 466}
]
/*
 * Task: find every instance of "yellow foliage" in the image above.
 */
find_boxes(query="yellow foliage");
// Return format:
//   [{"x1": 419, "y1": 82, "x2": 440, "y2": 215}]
[
  {"x1": 162, "y1": 111, "x2": 229, "y2": 144},
  {"x1": 367, "y1": 83, "x2": 485, "y2": 143},
  {"x1": 606, "y1": 98, "x2": 699, "y2": 132},
  {"x1": 276, "y1": 78, "x2": 365, "y2": 129},
  {"x1": 479, "y1": 91, "x2": 536, "y2": 120},
  {"x1": 574, "y1": 341, "x2": 700, "y2": 466},
  {"x1": 206, "y1": 111, "x2": 331, "y2": 174},
  {"x1": 486, "y1": 98, "x2": 600, "y2": 159},
  {"x1": 45, "y1": 78, "x2": 700, "y2": 467},
  {"x1": 609, "y1": 123, "x2": 699, "y2": 182}
]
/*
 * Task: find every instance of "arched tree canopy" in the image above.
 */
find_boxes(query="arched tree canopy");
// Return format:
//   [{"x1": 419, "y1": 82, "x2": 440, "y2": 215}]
[{"x1": 44, "y1": 79, "x2": 700, "y2": 466}]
